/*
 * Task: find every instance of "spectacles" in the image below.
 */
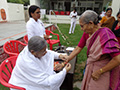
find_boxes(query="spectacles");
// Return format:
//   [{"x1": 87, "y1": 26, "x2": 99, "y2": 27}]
[{"x1": 80, "y1": 23, "x2": 87, "y2": 28}]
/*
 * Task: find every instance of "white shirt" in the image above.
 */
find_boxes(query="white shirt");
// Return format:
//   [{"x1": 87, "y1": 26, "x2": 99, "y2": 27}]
[
  {"x1": 100, "y1": 11, "x2": 106, "y2": 18},
  {"x1": 26, "y1": 18, "x2": 46, "y2": 40},
  {"x1": 70, "y1": 11, "x2": 77, "y2": 22},
  {"x1": 9, "y1": 46, "x2": 66, "y2": 90}
]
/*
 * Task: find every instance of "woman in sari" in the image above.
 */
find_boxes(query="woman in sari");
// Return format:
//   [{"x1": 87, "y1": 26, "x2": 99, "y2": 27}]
[
  {"x1": 112, "y1": 11, "x2": 120, "y2": 44},
  {"x1": 100, "y1": 8, "x2": 115, "y2": 30},
  {"x1": 65, "y1": 10, "x2": 120, "y2": 90}
]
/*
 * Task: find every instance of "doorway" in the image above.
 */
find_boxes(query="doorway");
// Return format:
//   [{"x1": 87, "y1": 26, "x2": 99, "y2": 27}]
[{"x1": 65, "y1": 2, "x2": 71, "y2": 11}]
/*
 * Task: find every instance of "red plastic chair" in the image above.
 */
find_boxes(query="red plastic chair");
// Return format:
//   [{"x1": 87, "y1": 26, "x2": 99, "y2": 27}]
[
  {"x1": 0, "y1": 56, "x2": 26, "y2": 90},
  {"x1": 54, "y1": 11, "x2": 59, "y2": 15},
  {"x1": 23, "y1": 35, "x2": 28, "y2": 44},
  {"x1": 66, "y1": 11, "x2": 70, "y2": 15},
  {"x1": 60, "y1": 11, "x2": 65, "y2": 15},
  {"x1": 45, "y1": 30, "x2": 61, "y2": 50},
  {"x1": 3, "y1": 40, "x2": 26, "y2": 56}
]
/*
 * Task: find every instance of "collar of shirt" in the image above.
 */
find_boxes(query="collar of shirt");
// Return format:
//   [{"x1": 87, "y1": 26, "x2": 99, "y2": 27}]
[{"x1": 30, "y1": 18, "x2": 39, "y2": 23}]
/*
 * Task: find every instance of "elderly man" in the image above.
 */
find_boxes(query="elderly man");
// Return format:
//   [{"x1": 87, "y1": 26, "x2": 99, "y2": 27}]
[{"x1": 9, "y1": 36, "x2": 71, "y2": 90}]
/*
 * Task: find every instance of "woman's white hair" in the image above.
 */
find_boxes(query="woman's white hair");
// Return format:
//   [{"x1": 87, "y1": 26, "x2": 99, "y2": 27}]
[
  {"x1": 28, "y1": 36, "x2": 47, "y2": 52},
  {"x1": 79, "y1": 10, "x2": 99, "y2": 25}
]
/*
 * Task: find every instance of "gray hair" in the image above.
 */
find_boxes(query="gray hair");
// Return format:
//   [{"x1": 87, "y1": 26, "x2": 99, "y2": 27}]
[
  {"x1": 79, "y1": 10, "x2": 99, "y2": 25},
  {"x1": 28, "y1": 36, "x2": 47, "y2": 52}
]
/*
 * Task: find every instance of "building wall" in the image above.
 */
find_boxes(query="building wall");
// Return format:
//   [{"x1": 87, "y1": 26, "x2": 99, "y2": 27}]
[
  {"x1": 0, "y1": 0, "x2": 25, "y2": 22},
  {"x1": 111, "y1": 0, "x2": 120, "y2": 19},
  {"x1": 7, "y1": 3, "x2": 25, "y2": 21},
  {"x1": 30, "y1": 0, "x2": 40, "y2": 7},
  {"x1": 49, "y1": 0, "x2": 106, "y2": 15},
  {"x1": 0, "y1": 0, "x2": 8, "y2": 22}
]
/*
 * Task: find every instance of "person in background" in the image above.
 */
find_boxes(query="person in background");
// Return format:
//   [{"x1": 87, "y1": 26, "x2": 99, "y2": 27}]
[
  {"x1": 26, "y1": 5, "x2": 49, "y2": 40},
  {"x1": 69, "y1": 8, "x2": 77, "y2": 34},
  {"x1": 64, "y1": 10, "x2": 120, "y2": 90},
  {"x1": 9, "y1": 36, "x2": 71, "y2": 90},
  {"x1": 112, "y1": 11, "x2": 120, "y2": 44},
  {"x1": 100, "y1": 7, "x2": 115, "y2": 30},
  {"x1": 100, "y1": 7, "x2": 106, "y2": 18}
]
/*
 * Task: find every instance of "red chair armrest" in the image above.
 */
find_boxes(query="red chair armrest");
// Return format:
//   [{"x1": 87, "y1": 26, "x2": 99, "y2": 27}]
[{"x1": 46, "y1": 30, "x2": 60, "y2": 40}]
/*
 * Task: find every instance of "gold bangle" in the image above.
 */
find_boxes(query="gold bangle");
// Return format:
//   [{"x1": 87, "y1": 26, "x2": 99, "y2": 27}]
[
  {"x1": 59, "y1": 54, "x2": 62, "y2": 59},
  {"x1": 100, "y1": 69, "x2": 103, "y2": 73}
]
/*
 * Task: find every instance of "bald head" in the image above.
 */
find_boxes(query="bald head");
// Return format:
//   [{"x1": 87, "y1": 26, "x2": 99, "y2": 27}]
[{"x1": 79, "y1": 10, "x2": 99, "y2": 25}]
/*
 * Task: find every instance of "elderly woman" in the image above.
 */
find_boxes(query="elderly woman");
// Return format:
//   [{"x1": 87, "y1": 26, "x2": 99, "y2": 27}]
[
  {"x1": 100, "y1": 8, "x2": 115, "y2": 30},
  {"x1": 65, "y1": 10, "x2": 120, "y2": 90},
  {"x1": 26, "y1": 5, "x2": 49, "y2": 40},
  {"x1": 9, "y1": 36, "x2": 71, "y2": 90}
]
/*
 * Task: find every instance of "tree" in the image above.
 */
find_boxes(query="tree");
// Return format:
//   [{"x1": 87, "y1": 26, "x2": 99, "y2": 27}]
[{"x1": 7, "y1": 0, "x2": 29, "y2": 6}]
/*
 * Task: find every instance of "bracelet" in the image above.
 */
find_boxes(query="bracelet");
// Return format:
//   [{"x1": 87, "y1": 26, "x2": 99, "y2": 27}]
[
  {"x1": 59, "y1": 54, "x2": 62, "y2": 59},
  {"x1": 100, "y1": 68, "x2": 103, "y2": 73}
]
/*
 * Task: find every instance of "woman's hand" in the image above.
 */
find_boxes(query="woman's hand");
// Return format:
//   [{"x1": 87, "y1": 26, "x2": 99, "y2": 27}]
[
  {"x1": 59, "y1": 54, "x2": 69, "y2": 62},
  {"x1": 54, "y1": 63, "x2": 63, "y2": 71},
  {"x1": 91, "y1": 69, "x2": 102, "y2": 81},
  {"x1": 64, "y1": 63, "x2": 71, "y2": 73}
]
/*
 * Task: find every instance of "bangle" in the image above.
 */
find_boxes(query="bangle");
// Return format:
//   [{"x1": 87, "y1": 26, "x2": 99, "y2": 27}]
[
  {"x1": 100, "y1": 68, "x2": 103, "y2": 73},
  {"x1": 59, "y1": 54, "x2": 62, "y2": 59}
]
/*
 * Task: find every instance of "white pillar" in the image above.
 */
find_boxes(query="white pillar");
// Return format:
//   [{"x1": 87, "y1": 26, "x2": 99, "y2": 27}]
[
  {"x1": 111, "y1": 0, "x2": 120, "y2": 19},
  {"x1": 30, "y1": 0, "x2": 40, "y2": 7}
]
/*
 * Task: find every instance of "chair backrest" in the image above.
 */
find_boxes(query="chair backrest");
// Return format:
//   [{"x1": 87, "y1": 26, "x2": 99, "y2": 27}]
[
  {"x1": 0, "y1": 56, "x2": 26, "y2": 90},
  {"x1": 23, "y1": 35, "x2": 28, "y2": 44},
  {"x1": 54, "y1": 11, "x2": 59, "y2": 15},
  {"x1": 66, "y1": 11, "x2": 70, "y2": 15},
  {"x1": 45, "y1": 30, "x2": 51, "y2": 36},
  {"x1": 60, "y1": 11, "x2": 65, "y2": 15},
  {"x1": 3, "y1": 40, "x2": 26, "y2": 56}
]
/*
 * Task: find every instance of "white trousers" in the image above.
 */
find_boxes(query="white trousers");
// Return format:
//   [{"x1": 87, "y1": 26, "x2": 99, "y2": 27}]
[{"x1": 69, "y1": 21, "x2": 76, "y2": 33}]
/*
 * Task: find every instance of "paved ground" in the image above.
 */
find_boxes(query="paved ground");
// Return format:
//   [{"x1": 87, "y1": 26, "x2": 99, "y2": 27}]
[
  {"x1": 73, "y1": 81, "x2": 82, "y2": 89},
  {"x1": 0, "y1": 21, "x2": 26, "y2": 46},
  {"x1": 0, "y1": 20, "x2": 53, "y2": 46}
]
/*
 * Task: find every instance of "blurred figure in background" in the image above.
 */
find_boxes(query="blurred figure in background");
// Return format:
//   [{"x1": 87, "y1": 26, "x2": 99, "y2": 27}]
[
  {"x1": 69, "y1": 8, "x2": 77, "y2": 34},
  {"x1": 112, "y1": 11, "x2": 120, "y2": 44},
  {"x1": 100, "y1": 8, "x2": 115, "y2": 30},
  {"x1": 100, "y1": 7, "x2": 106, "y2": 18}
]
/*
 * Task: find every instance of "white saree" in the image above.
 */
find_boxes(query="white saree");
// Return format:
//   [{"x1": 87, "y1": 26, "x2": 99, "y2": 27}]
[{"x1": 9, "y1": 46, "x2": 66, "y2": 90}]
